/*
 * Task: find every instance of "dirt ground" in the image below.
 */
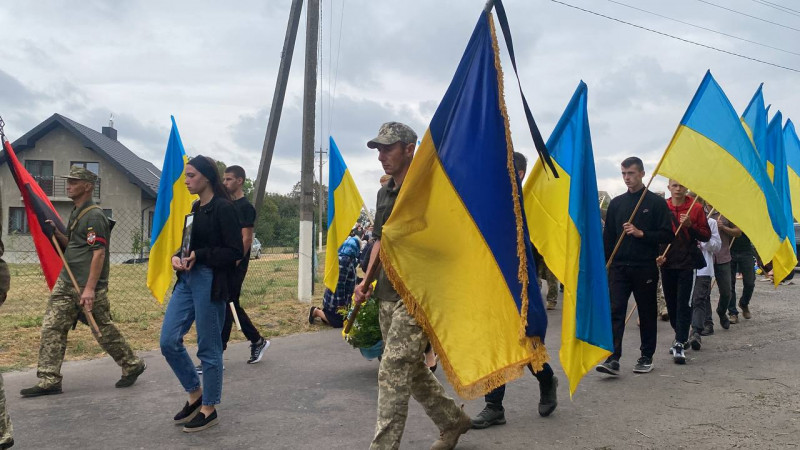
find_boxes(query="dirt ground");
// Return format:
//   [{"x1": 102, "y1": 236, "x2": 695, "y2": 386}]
[{"x1": 2, "y1": 274, "x2": 799, "y2": 449}]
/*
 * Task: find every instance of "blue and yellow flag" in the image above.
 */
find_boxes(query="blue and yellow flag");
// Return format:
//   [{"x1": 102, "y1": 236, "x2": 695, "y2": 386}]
[
  {"x1": 324, "y1": 136, "x2": 364, "y2": 292},
  {"x1": 147, "y1": 116, "x2": 196, "y2": 303},
  {"x1": 784, "y1": 120, "x2": 800, "y2": 222},
  {"x1": 379, "y1": 10, "x2": 548, "y2": 399},
  {"x1": 765, "y1": 112, "x2": 798, "y2": 272},
  {"x1": 655, "y1": 71, "x2": 794, "y2": 286},
  {"x1": 523, "y1": 82, "x2": 612, "y2": 397},
  {"x1": 741, "y1": 84, "x2": 768, "y2": 166}
]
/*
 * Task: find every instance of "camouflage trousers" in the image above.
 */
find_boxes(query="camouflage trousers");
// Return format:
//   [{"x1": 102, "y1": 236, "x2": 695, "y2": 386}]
[
  {"x1": 0, "y1": 374, "x2": 12, "y2": 446},
  {"x1": 371, "y1": 300, "x2": 463, "y2": 450},
  {"x1": 656, "y1": 278, "x2": 667, "y2": 316},
  {"x1": 36, "y1": 278, "x2": 141, "y2": 388},
  {"x1": 539, "y1": 263, "x2": 559, "y2": 303}
]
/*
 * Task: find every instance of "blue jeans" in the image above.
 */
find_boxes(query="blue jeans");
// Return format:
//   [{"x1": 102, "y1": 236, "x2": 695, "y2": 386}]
[{"x1": 160, "y1": 265, "x2": 225, "y2": 405}]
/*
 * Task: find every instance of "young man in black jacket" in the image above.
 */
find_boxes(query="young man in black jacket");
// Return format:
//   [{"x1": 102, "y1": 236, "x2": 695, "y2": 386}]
[{"x1": 597, "y1": 157, "x2": 673, "y2": 376}]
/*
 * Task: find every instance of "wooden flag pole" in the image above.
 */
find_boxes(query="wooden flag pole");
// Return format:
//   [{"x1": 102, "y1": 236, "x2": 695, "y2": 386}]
[
  {"x1": 605, "y1": 174, "x2": 660, "y2": 270},
  {"x1": 229, "y1": 302, "x2": 242, "y2": 331},
  {"x1": 51, "y1": 235, "x2": 102, "y2": 337},
  {"x1": 624, "y1": 195, "x2": 700, "y2": 325}
]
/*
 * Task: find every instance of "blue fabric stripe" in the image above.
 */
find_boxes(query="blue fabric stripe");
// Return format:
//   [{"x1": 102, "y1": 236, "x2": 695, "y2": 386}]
[
  {"x1": 766, "y1": 112, "x2": 795, "y2": 249},
  {"x1": 150, "y1": 116, "x2": 186, "y2": 247},
  {"x1": 679, "y1": 71, "x2": 785, "y2": 238},
  {"x1": 328, "y1": 136, "x2": 347, "y2": 225},
  {"x1": 784, "y1": 120, "x2": 800, "y2": 175},
  {"x1": 428, "y1": 11, "x2": 545, "y2": 338},
  {"x1": 741, "y1": 84, "x2": 768, "y2": 160},
  {"x1": 546, "y1": 82, "x2": 613, "y2": 351}
]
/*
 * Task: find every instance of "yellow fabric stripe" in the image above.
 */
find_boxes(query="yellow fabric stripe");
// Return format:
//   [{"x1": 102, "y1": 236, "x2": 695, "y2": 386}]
[
  {"x1": 658, "y1": 126, "x2": 782, "y2": 268},
  {"x1": 766, "y1": 160, "x2": 774, "y2": 182},
  {"x1": 524, "y1": 159, "x2": 610, "y2": 396},
  {"x1": 323, "y1": 169, "x2": 364, "y2": 292},
  {"x1": 146, "y1": 174, "x2": 196, "y2": 303},
  {"x1": 381, "y1": 132, "x2": 540, "y2": 399},
  {"x1": 788, "y1": 167, "x2": 800, "y2": 222}
]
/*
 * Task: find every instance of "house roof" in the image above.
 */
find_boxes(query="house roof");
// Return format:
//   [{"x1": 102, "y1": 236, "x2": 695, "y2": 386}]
[{"x1": 1, "y1": 113, "x2": 161, "y2": 198}]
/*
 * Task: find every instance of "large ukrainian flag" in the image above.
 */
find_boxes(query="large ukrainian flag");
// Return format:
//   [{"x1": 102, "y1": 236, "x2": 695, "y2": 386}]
[
  {"x1": 324, "y1": 136, "x2": 364, "y2": 292},
  {"x1": 655, "y1": 71, "x2": 794, "y2": 286},
  {"x1": 523, "y1": 82, "x2": 612, "y2": 397},
  {"x1": 147, "y1": 116, "x2": 196, "y2": 303},
  {"x1": 379, "y1": 10, "x2": 548, "y2": 399},
  {"x1": 784, "y1": 120, "x2": 800, "y2": 221},
  {"x1": 741, "y1": 84, "x2": 768, "y2": 167},
  {"x1": 765, "y1": 112, "x2": 798, "y2": 272}
]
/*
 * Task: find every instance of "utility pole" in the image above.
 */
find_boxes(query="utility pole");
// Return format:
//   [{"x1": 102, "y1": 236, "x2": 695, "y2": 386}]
[
  {"x1": 253, "y1": 0, "x2": 304, "y2": 213},
  {"x1": 316, "y1": 146, "x2": 326, "y2": 249},
  {"x1": 298, "y1": 0, "x2": 319, "y2": 303}
]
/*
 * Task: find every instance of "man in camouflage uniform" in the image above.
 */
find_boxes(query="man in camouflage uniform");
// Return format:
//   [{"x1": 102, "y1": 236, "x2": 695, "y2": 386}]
[
  {"x1": 0, "y1": 194, "x2": 14, "y2": 448},
  {"x1": 354, "y1": 123, "x2": 471, "y2": 450},
  {"x1": 20, "y1": 166, "x2": 145, "y2": 397}
]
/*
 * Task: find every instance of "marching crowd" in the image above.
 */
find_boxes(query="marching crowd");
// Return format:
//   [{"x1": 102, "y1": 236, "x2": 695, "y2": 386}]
[{"x1": 0, "y1": 122, "x2": 790, "y2": 450}]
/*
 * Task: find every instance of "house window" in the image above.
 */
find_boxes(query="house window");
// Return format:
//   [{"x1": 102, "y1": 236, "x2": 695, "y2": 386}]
[
  {"x1": 70, "y1": 161, "x2": 100, "y2": 175},
  {"x1": 24, "y1": 160, "x2": 54, "y2": 195},
  {"x1": 8, "y1": 207, "x2": 29, "y2": 234},
  {"x1": 103, "y1": 209, "x2": 113, "y2": 219},
  {"x1": 148, "y1": 211, "x2": 154, "y2": 239}
]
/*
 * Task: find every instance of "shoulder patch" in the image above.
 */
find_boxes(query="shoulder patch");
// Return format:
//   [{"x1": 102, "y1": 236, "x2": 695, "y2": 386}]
[{"x1": 87, "y1": 231, "x2": 97, "y2": 245}]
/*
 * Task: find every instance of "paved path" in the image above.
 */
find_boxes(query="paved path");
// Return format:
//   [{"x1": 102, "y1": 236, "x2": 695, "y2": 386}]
[{"x1": 4, "y1": 279, "x2": 799, "y2": 449}]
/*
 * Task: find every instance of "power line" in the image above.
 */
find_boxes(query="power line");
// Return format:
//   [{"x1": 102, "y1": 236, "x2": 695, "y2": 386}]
[
  {"x1": 749, "y1": 0, "x2": 800, "y2": 16},
  {"x1": 695, "y1": 0, "x2": 800, "y2": 33},
  {"x1": 550, "y1": 0, "x2": 800, "y2": 73},
  {"x1": 604, "y1": 0, "x2": 800, "y2": 56}
]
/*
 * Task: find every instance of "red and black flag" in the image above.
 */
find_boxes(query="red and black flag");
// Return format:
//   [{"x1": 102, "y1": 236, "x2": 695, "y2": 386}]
[{"x1": 2, "y1": 136, "x2": 65, "y2": 289}]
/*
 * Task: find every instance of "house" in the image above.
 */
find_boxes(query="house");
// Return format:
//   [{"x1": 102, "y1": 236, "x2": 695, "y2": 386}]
[{"x1": 0, "y1": 113, "x2": 161, "y2": 263}]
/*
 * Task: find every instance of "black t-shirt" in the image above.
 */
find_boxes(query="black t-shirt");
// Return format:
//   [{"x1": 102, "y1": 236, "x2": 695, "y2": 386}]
[{"x1": 233, "y1": 196, "x2": 257, "y2": 269}]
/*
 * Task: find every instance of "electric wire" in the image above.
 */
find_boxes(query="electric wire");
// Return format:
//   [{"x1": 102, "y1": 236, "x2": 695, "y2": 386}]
[
  {"x1": 695, "y1": 0, "x2": 800, "y2": 33},
  {"x1": 550, "y1": 0, "x2": 800, "y2": 73},
  {"x1": 750, "y1": 0, "x2": 800, "y2": 17},
  {"x1": 604, "y1": 0, "x2": 800, "y2": 56}
]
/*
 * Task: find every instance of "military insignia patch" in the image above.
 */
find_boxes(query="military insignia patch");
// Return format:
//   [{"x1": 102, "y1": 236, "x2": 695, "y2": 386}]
[{"x1": 87, "y1": 231, "x2": 97, "y2": 245}]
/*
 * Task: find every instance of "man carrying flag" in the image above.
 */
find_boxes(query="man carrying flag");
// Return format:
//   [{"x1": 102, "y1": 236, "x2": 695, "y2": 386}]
[
  {"x1": 354, "y1": 122, "x2": 470, "y2": 450},
  {"x1": 21, "y1": 166, "x2": 145, "y2": 397}
]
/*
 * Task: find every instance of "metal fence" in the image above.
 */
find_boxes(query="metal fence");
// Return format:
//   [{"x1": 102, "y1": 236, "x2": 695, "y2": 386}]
[{"x1": 1, "y1": 211, "x2": 326, "y2": 324}]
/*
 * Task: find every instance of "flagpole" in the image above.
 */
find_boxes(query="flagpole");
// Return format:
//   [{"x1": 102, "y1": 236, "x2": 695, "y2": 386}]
[{"x1": 50, "y1": 236, "x2": 102, "y2": 337}]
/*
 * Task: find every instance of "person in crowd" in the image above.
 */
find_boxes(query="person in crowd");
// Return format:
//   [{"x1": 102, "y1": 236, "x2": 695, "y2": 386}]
[
  {"x1": 471, "y1": 152, "x2": 558, "y2": 430},
  {"x1": 216, "y1": 165, "x2": 269, "y2": 366},
  {"x1": 310, "y1": 230, "x2": 361, "y2": 328},
  {"x1": 0, "y1": 196, "x2": 13, "y2": 449},
  {"x1": 21, "y1": 166, "x2": 145, "y2": 398},
  {"x1": 688, "y1": 203, "x2": 721, "y2": 350},
  {"x1": 160, "y1": 156, "x2": 243, "y2": 432},
  {"x1": 657, "y1": 180, "x2": 710, "y2": 364},
  {"x1": 597, "y1": 157, "x2": 673, "y2": 376},
  {"x1": 726, "y1": 226, "x2": 756, "y2": 323},
  {"x1": 353, "y1": 122, "x2": 470, "y2": 450},
  {"x1": 709, "y1": 208, "x2": 732, "y2": 331}
]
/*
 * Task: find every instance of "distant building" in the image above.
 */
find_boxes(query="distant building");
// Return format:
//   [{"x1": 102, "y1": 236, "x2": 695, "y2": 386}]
[{"x1": 0, "y1": 113, "x2": 161, "y2": 263}]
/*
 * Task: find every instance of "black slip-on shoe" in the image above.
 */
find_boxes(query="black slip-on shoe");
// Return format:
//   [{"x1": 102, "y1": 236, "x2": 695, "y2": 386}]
[
  {"x1": 183, "y1": 410, "x2": 218, "y2": 433},
  {"x1": 174, "y1": 397, "x2": 203, "y2": 424}
]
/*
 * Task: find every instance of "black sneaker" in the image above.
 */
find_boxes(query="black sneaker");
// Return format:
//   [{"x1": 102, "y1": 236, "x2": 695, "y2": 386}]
[
  {"x1": 247, "y1": 338, "x2": 271, "y2": 364},
  {"x1": 471, "y1": 404, "x2": 506, "y2": 429},
  {"x1": 538, "y1": 376, "x2": 558, "y2": 417},
  {"x1": 673, "y1": 343, "x2": 686, "y2": 364},
  {"x1": 595, "y1": 359, "x2": 620, "y2": 376},
  {"x1": 173, "y1": 397, "x2": 202, "y2": 424},
  {"x1": 20, "y1": 384, "x2": 62, "y2": 398},
  {"x1": 633, "y1": 356, "x2": 653, "y2": 373},
  {"x1": 183, "y1": 409, "x2": 218, "y2": 433},
  {"x1": 116, "y1": 362, "x2": 146, "y2": 388},
  {"x1": 700, "y1": 324, "x2": 714, "y2": 336},
  {"x1": 719, "y1": 312, "x2": 730, "y2": 330},
  {"x1": 689, "y1": 332, "x2": 702, "y2": 351}
]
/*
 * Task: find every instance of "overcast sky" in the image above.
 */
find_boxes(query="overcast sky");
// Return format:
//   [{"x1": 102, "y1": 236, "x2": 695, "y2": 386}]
[{"x1": 1, "y1": 0, "x2": 798, "y2": 207}]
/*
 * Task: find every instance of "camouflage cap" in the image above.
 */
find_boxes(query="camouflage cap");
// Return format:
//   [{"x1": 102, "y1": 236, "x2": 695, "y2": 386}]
[
  {"x1": 61, "y1": 165, "x2": 98, "y2": 183},
  {"x1": 367, "y1": 122, "x2": 417, "y2": 149}
]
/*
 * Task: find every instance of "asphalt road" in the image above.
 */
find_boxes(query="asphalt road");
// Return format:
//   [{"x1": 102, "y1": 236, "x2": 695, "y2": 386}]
[{"x1": 4, "y1": 277, "x2": 799, "y2": 449}]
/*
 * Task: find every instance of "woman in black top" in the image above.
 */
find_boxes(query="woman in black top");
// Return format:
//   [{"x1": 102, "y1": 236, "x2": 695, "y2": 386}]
[{"x1": 160, "y1": 155, "x2": 242, "y2": 432}]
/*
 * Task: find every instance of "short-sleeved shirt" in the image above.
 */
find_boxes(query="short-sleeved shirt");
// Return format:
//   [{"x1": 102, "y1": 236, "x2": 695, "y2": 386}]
[
  {"x1": 373, "y1": 178, "x2": 402, "y2": 302},
  {"x1": 61, "y1": 200, "x2": 110, "y2": 288},
  {"x1": 233, "y1": 196, "x2": 256, "y2": 270}
]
